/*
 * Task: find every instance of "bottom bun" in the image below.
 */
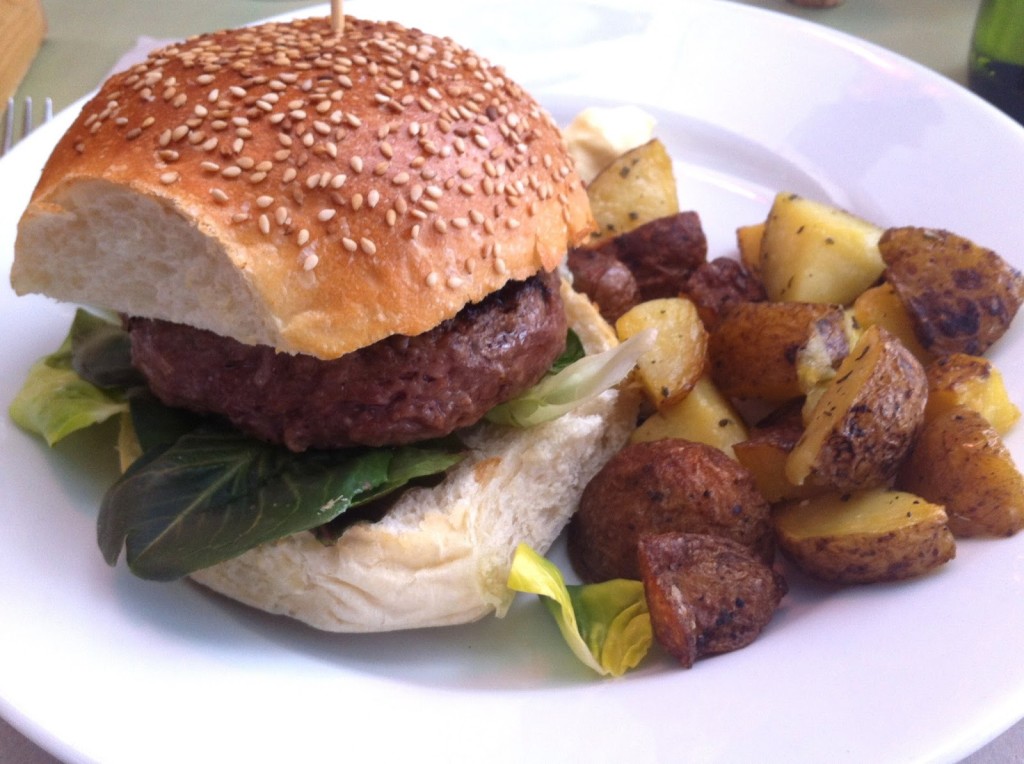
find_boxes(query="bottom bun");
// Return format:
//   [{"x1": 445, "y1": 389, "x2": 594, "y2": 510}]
[{"x1": 188, "y1": 281, "x2": 640, "y2": 632}]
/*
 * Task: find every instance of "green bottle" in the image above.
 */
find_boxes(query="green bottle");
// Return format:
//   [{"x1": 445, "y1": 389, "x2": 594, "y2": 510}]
[{"x1": 969, "y1": 0, "x2": 1024, "y2": 124}]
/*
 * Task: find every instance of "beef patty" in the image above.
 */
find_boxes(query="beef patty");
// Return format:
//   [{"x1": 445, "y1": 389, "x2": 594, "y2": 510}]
[{"x1": 128, "y1": 272, "x2": 567, "y2": 451}]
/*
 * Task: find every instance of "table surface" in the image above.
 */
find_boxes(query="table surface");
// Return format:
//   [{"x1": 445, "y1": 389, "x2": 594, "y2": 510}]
[{"x1": 3, "y1": 1, "x2": 1018, "y2": 762}]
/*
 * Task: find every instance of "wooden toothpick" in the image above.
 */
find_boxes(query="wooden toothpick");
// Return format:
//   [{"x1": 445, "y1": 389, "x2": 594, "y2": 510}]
[{"x1": 331, "y1": 0, "x2": 345, "y2": 33}]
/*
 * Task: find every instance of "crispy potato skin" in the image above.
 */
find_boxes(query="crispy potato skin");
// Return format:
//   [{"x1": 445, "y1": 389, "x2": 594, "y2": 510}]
[
  {"x1": 924, "y1": 353, "x2": 1021, "y2": 435},
  {"x1": 898, "y1": 405, "x2": 1024, "y2": 538},
  {"x1": 683, "y1": 256, "x2": 767, "y2": 330},
  {"x1": 568, "y1": 439, "x2": 774, "y2": 582},
  {"x1": 709, "y1": 302, "x2": 848, "y2": 402},
  {"x1": 788, "y1": 326, "x2": 927, "y2": 492},
  {"x1": 638, "y1": 532, "x2": 787, "y2": 668},
  {"x1": 566, "y1": 244, "x2": 641, "y2": 323},
  {"x1": 773, "y1": 489, "x2": 955, "y2": 584},
  {"x1": 879, "y1": 226, "x2": 1024, "y2": 356},
  {"x1": 604, "y1": 212, "x2": 708, "y2": 301}
]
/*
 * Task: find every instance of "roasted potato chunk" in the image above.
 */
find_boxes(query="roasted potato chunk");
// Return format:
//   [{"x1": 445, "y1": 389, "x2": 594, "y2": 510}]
[
  {"x1": 586, "y1": 138, "x2": 679, "y2": 244},
  {"x1": 600, "y1": 212, "x2": 708, "y2": 301},
  {"x1": 682, "y1": 256, "x2": 767, "y2": 330},
  {"x1": 616, "y1": 297, "x2": 708, "y2": 410},
  {"x1": 759, "y1": 192, "x2": 885, "y2": 305},
  {"x1": 852, "y1": 282, "x2": 932, "y2": 364},
  {"x1": 924, "y1": 353, "x2": 1020, "y2": 435},
  {"x1": 568, "y1": 439, "x2": 774, "y2": 582},
  {"x1": 734, "y1": 408, "x2": 831, "y2": 504},
  {"x1": 630, "y1": 375, "x2": 749, "y2": 459},
  {"x1": 898, "y1": 405, "x2": 1024, "y2": 537},
  {"x1": 566, "y1": 244, "x2": 641, "y2": 323},
  {"x1": 638, "y1": 532, "x2": 787, "y2": 668},
  {"x1": 709, "y1": 302, "x2": 849, "y2": 403},
  {"x1": 786, "y1": 325, "x2": 927, "y2": 491},
  {"x1": 879, "y1": 226, "x2": 1024, "y2": 356},
  {"x1": 773, "y1": 489, "x2": 955, "y2": 584}
]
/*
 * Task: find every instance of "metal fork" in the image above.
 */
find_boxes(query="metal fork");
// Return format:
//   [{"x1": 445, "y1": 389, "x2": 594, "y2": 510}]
[{"x1": 2, "y1": 96, "x2": 53, "y2": 158}]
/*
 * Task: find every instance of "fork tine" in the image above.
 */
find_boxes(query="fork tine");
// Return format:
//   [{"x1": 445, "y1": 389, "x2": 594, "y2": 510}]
[
  {"x1": 21, "y1": 96, "x2": 33, "y2": 143},
  {"x1": 2, "y1": 97, "x2": 14, "y2": 156},
  {"x1": 1, "y1": 96, "x2": 55, "y2": 158}
]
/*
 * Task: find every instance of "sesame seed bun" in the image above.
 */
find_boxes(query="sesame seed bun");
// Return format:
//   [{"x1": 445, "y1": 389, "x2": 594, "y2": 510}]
[{"x1": 11, "y1": 15, "x2": 594, "y2": 359}]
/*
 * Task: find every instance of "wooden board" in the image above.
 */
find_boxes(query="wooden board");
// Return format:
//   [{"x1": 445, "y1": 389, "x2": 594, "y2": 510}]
[{"x1": 0, "y1": 0, "x2": 47, "y2": 105}]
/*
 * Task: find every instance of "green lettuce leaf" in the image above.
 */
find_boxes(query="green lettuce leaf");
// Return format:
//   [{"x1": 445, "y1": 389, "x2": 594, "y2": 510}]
[
  {"x1": 98, "y1": 416, "x2": 464, "y2": 580},
  {"x1": 485, "y1": 329, "x2": 655, "y2": 428},
  {"x1": 507, "y1": 544, "x2": 651, "y2": 677},
  {"x1": 9, "y1": 310, "x2": 130, "y2": 446}
]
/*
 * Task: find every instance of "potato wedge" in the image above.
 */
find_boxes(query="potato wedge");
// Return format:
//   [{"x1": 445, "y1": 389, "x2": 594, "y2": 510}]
[
  {"x1": 630, "y1": 375, "x2": 749, "y2": 458},
  {"x1": 568, "y1": 439, "x2": 775, "y2": 582},
  {"x1": 852, "y1": 282, "x2": 932, "y2": 364},
  {"x1": 924, "y1": 354, "x2": 1020, "y2": 435},
  {"x1": 638, "y1": 532, "x2": 787, "y2": 668},
  {"x1": 773, "y1": 489, "x2": 955, "y2": 584},
  {"x1": 759, "y1": 192, "x2": 885, "y2": 305},
  {"x1": 898, "y1": 405, "x2": 1024, "y2": 538},
  {"x1": 586, "y1": 138, "x2": 679, "y2": 244},
  {"x1": 879, "y1": 226, "x2": 1024, "y2": 356},
  {"x1": 616, "y1": 297, "x2": 708, "y2": 410},
  {"x1": 786, "y1": 325, "x2": 927, "y2": 491},
  {"x1": 709, "y1": 301, "x2": 849, "y2": 403}
]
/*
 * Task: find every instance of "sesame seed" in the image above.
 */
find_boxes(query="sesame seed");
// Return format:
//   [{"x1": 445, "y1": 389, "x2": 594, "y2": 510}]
[
  {"x1": 221, "y1": 166, "x2": 242, "y2": 178},
  {"x1": 349, "y1": 156, "x2": 364, "y2": 172},
  {"x1": 256, "y1": 195, "x2": 274, "y2": 208},
  {"x1": 258, "y1": 215, "x2": 271, "y2": 235},
  {"x1": 160, "y1": 171, "x2": 179, "y2": 184},
  {"x1": 303, "y1": 253, "x2": 319, "y2": 271},
  {"x1": 210, "y1": 188, "x2": 229, "y2": 203},
  {"x1": 447, "y1": 275, "x2": 463, "y2": 289},
  {"x1": 426, "y1": 272, "x2": 440, "y2": 287},
  {"x1": 317, "y1": 208, "x2": 336, "y2": 222},
  {"x1": 330, "y1": 173, "x2": 347, "y2": 188},
  {"x1": 360, "y1": 238, "x2": 377, "y2": 255},
  {"x1": 342, "y1": 237, "x2": 358, "y2": 252},
  {"x1": 297, "y1": 229, "x2": 310, "y2": 246}
]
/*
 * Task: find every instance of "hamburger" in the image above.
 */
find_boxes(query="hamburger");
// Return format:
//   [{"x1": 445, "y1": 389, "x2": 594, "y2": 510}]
[{"x1": 9, "y1": 15, "x2": 640, "y2": 631}]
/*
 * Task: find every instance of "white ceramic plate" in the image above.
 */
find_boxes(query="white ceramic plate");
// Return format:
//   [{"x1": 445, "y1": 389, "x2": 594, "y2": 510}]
[{"x1": 3, "y1": 1, "x2": 1024, "y2": 762}]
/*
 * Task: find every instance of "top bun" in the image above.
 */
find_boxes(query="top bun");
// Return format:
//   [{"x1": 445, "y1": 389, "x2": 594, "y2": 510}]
[{"x1": 12, "y1": 16, "x2": 594, "y2": 359}]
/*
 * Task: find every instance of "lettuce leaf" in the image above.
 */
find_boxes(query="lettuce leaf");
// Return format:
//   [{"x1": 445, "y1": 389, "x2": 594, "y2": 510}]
[
  {"x1": 98, "y1": 402, "x2": 464, "y2": 580},
  {"x1": 9, "y1": 310, "x2": 130, "y2": 446},
  {"x1": 485, "y1": 329, "x2": 654, "y2": 428},
  {"x1": 507, "y1": 544, "x2": 651, "y2": 677}
]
